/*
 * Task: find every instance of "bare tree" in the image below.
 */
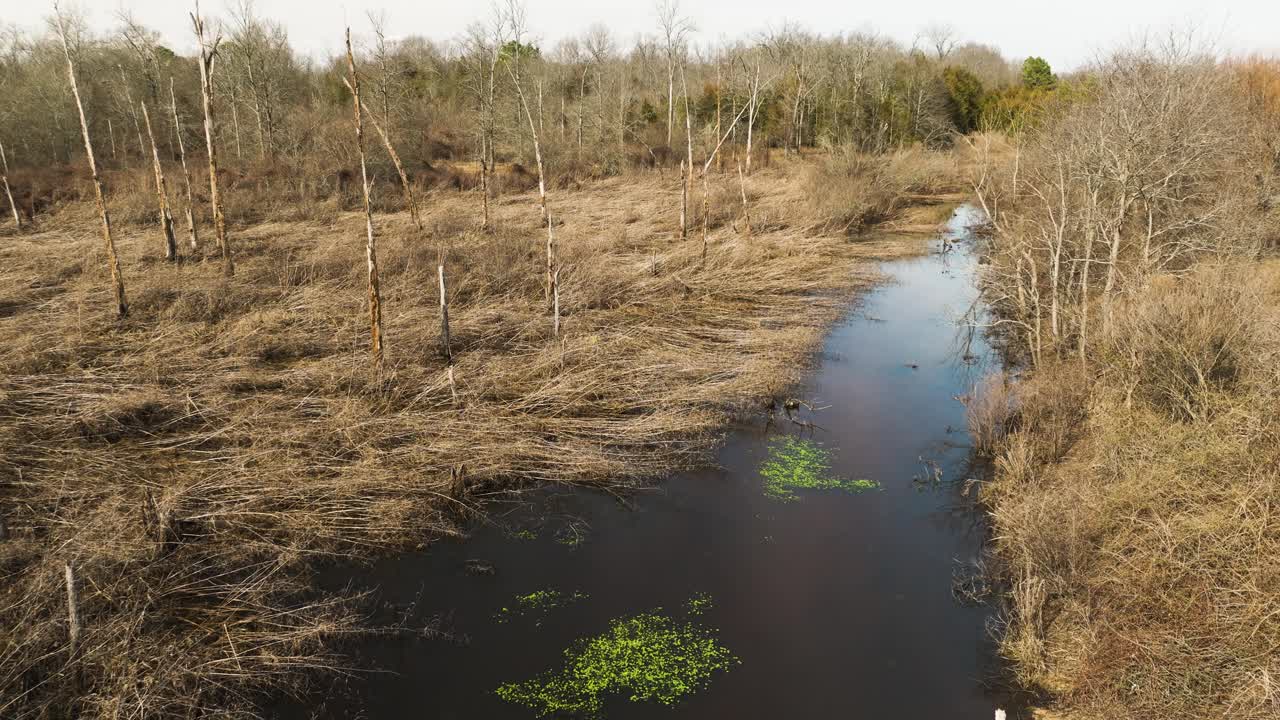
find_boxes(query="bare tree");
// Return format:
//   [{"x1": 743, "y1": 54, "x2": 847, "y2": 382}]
[
  {"x1": 341, "y1": 75, "x2": 422, "y2": 231},
  {"x1": 170, "y1": 77, "x2": 199, "y2": 250},
  {"x1": 192, "y1": 1, "x2": 233, "y2": 276},
  {"x1": 346, "y1": 28, "x2": 385, "y2": 370},
  {"x1": 503, "y1": 0, "x2": 558, "y2": 315},
  {"x1": 140, "y1": 101, "x2": 177, "y2": 261},
  {"x1": 919, "y1": 22, "x2": 958, "y2": 61},
  {"x1": 655, "y1": 0, "x2": 692, "y2": 148},
  {"x1": 55, "y1": 3, "x2": 127, "y2": 318}
]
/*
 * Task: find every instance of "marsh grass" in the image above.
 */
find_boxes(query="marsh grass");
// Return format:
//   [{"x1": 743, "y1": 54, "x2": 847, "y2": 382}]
[{"x1": 0, "y1": 156, "x2": 949, "y2": 718}]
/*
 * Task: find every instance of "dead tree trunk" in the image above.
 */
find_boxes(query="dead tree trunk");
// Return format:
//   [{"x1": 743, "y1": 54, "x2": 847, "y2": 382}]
[
  {"x1": 64, "y1": 561, "x2": 81, "y2": 653},
  {"x1": 737, "y1": 160, "x2": 752, "y2": 237},
  {"x1": 57, "y1": 8, "x2": 127, "y2": 318},
  {"x1": 342, "y1": 76, "x2": 421, "y2": 231},
  {"x1": 746, "y1": 61, "x2": 761, "y2": 176},
  {"x1": 681, "y1": 66, "x2": 694, "y2": 240},
  {"x1": 193, "y1": 4, "x2": 233, "y2": 277},
  {"x1": 507, "y1": 63, "x2": 556, "y2": 305},
  {"x1": 0, "y1": 138, "x2": 19, "y2": 228},
  {"x1": 438, "y1": 264, "x2": 452, "y2": 362},
  {"x1": 169, "y1": 77, "x2": 199, "y2": 251},
  {"x1": 346, "y1": 29, "x2": 385, "y2": 370},
  {"x1": 118, "y1": 64, "x2": 146, "y2": 164},
  {"x1": 141, "y1": 102, "x2": 178, "y2": 261}
]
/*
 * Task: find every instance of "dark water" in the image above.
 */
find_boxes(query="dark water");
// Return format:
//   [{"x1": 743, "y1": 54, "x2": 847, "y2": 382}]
[{"x1": 280, "y1": 204, "x2": 1004, "y2": 720}]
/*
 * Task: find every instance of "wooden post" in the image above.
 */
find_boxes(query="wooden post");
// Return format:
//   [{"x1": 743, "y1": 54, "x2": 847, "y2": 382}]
[
  {"x1": 341, "y1": 75, "x2": 421, "y2": 231},
  {"x1": 438, "y1": 264, "x2": 452, "y2": 363},
  {"x1": 0, "y1": 138, "x2": 18, "y2": 228},
  {"x1": 170, "y1": 78, "x2": 199, "y2": 251},
  {"x1": 57, "y1": 5, "x2": 127, "y2": 318},
  {"x1": 192, "y1": 2, "x2": 234, "y2": 277},
  {"x1": 346, "y1": 29, "x2": 385, "y2": 370},
  {"x1": 65, "y1": 561, "x2": 81, "y2": 653},
  {"x1": 141, "y1": 102, "x2": 178, "y2": 261}
]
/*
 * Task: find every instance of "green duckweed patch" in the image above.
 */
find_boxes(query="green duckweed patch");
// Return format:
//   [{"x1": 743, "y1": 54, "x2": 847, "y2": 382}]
[
  {"x1": 495, "y1": 589, "x2": 588, "y2": 626},
  {"x1": 759, "y1": 436, "x2": 880, "y2": 501},
  {"x1": 495, "y1": 598, "x2": 737, "y2": 717}
]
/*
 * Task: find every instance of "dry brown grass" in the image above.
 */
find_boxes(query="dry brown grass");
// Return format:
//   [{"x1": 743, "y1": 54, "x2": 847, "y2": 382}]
[
  {"x1": 803, "y1": 146, "x2": 961, "y2": 235},
  {"x1": 0, "y1": 154, "x2": 950, "y2": 718},
  {"x1": 983, "y1": 260, "x2": 1280, "y2": 720}
]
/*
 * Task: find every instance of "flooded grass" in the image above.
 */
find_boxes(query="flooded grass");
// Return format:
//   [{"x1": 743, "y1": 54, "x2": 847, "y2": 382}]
[
  {"x1": 495, "y1": 596, "x2": 737, "y2": 717},
  {"x1": 759, "y1": 436, "x2": 880, "y2": 501}
]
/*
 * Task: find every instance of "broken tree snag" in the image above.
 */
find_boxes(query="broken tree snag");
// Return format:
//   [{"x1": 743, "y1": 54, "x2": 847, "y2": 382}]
[
  {"x1": 681, "y1": 64, "x2": 694, "y2": 240},
  {"x1": 679, "y1": 159, "x2": 687, "y2": 239},
  {"x1": 170, "y1": 77, "x2": 199, "y2": 251},
  {"x1": 346, "y1": 29, "x2": 385, "y2": 370},
  {"x1": 503, "y1": 51, "x2": 556, "y2": 303},
  {"x1": 737, "y1": 160, "x2": 752, "y2": 238},
  {"x1": 141, "y1": 102, "x2": 178, "y2": 261},
  {"x1": 64, "y1": 561, "x2": 81, "y2": 653},
  {"x1": 438, "y1": 264, "x2": 452, "y2": 363},
  {"x1": 341, "y1": 74, "x2": 421, "y2": 231},
  {"x1": 192, "y1": 2, "x2": 234, "y2": 277},
  {"x1": 552, "y1": 267, "x2": 561, "y2": 338},
  {"x1": 0, "y1": 138, "x2": 19, "y2": 228},
  {"x1": 56, "y1": 5, "x2": 127, "y2": 318}
]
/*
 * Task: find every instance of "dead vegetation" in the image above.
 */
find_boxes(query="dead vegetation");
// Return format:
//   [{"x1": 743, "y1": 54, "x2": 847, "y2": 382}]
[
  {"x1": 983, "y1": 263, "x2": 1280, "y2": 720},
  {"x1": 0, "y1": 154, "x2": 946, "y2": 718},
  {"x1": 973, "y1": 40, "x2": 1280, "y2": 719}
]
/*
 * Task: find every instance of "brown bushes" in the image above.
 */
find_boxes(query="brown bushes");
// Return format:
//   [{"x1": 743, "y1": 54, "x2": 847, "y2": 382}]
[
  {"x1": 982, "y1": 261, "x2": 1280, "y2": 720},
  {"x1": 804, "y1": 146, "x2": 958, "y2": 234}
]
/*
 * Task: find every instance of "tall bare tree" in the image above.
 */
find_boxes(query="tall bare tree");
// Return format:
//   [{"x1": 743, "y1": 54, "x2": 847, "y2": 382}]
[
  {"x1": 192, "y1": 2, "x2": 233, "y2": 276},
  {"x1": 345, "y1": 28, "x2": 385, "y2": 369},
  {"x1": 140, "y1": 101, "x2": 178, "y2": 260},
  {"x1": 170, "y1": 77, "x2": 199, "y2": 251},
  {"x1": 55, "y1": 4, "x2": 127, "y2": 318}
]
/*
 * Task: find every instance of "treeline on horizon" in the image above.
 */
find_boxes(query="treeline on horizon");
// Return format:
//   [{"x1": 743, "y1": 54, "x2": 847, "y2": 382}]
[{"x1": 0, "y1": 2, "x2": 1066, "y2": 194}]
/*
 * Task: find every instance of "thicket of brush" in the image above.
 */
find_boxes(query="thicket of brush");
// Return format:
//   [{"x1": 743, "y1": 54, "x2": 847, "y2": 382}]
[
  {"x1": 971, "y1": 42, "x2": 1280, "y2": 720},
  {"x1": 0, "y1": 153, "x2": 948, "y2": 718}
]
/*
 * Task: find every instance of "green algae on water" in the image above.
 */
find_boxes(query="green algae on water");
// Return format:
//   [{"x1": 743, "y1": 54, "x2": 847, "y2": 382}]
[
  {"x1": 759, "y1": 435, "x2": 880, "y2": 501},
  {"x1": 494, "y1": 589, "x2": 588, "y2": 626},
  {"x1": 495, "y1": 598, "x2": 738, "y2": 717}
]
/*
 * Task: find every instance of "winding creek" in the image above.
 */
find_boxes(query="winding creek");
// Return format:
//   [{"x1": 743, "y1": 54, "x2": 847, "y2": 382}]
[{"x1": 277, "y1": 203, "x2": 1004, "y2": 719}]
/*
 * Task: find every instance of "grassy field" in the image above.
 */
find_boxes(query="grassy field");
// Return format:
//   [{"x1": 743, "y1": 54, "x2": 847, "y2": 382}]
[{"x1": 0, "y1": 152, "x2": 958, "y2": 718}]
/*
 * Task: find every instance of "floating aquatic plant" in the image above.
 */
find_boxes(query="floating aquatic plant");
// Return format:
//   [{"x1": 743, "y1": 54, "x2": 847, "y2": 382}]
[
  {"x1": 495, "y1": 589, "x2": 588, "y2": 625},
  {"x1": 759, "y1": 436, "x2": 879, "y2": 501},
  {"x1": 496, "y1": 598, "x2": 737, "y2": 717}
]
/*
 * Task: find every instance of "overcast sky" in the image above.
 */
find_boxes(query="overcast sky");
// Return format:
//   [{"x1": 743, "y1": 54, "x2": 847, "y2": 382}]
[{"x1": 8, "y1": 0, "x2": 1279, "y2": 71}]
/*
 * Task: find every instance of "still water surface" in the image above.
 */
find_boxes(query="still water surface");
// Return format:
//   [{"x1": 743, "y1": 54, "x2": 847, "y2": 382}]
[{"x1": 280, "y1": 204, "x2": 1002, "y2": 719}]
